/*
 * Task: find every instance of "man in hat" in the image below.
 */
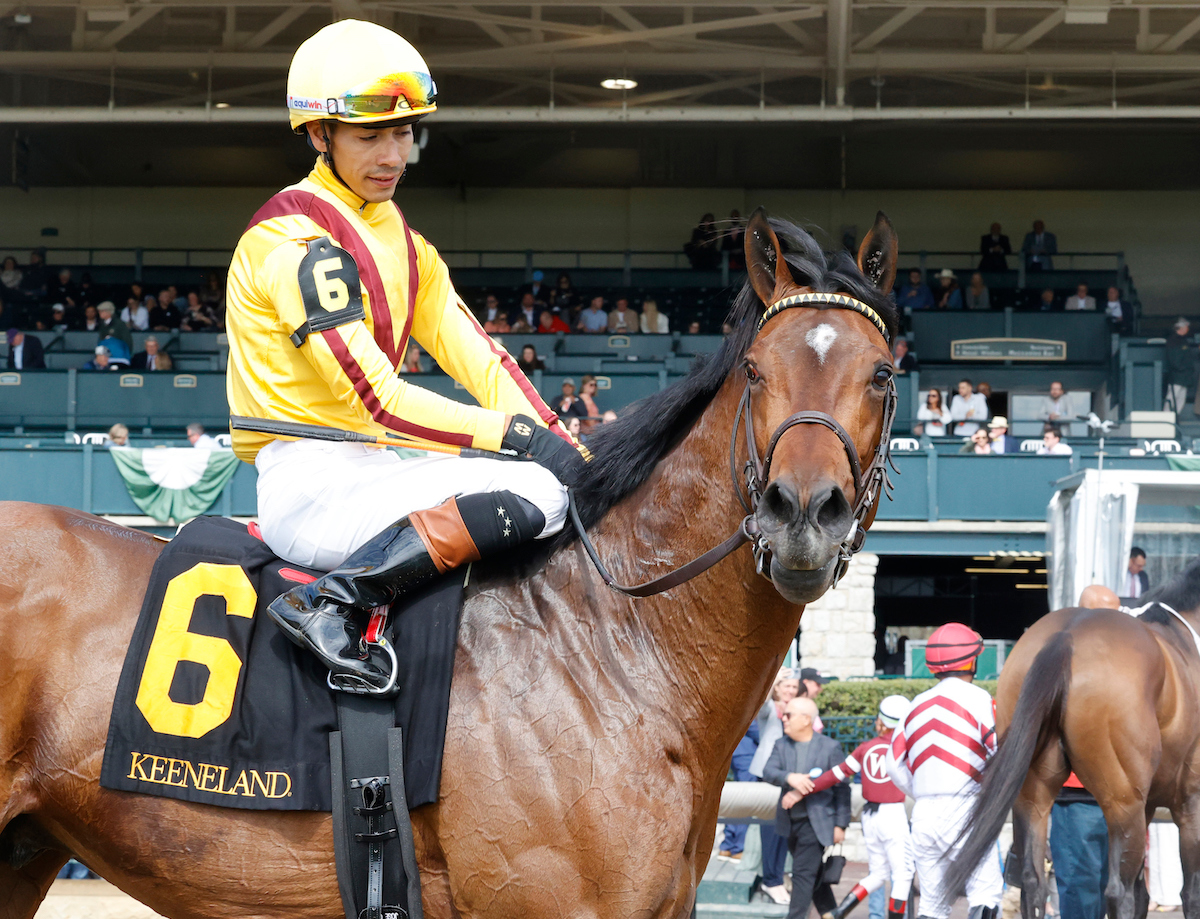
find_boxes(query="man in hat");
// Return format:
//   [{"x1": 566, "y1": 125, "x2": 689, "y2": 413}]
[
  {"x1": 986, "y1": 417, "x2": 1020, "y2": 454},
  {"x1": 5, "y1": 328, "x2": 45, "y2": 370},
  {"x1": 96, "y1": 300, "x2": 133, "y2": 353},
  {"x1": 82, "y1": 344, "x2": 116, "y2": 371},
  {"x1": 1165, "y1": 317, "x2": 1196, "y2": 415}
]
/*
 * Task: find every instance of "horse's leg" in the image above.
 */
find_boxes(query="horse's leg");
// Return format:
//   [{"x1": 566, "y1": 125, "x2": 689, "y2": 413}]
[
  {"x1": 0, "y1": 849, "x2": 68, "y2": 919},
  {"x1": 1173, "y1": 797, "x2": 1200, "y2": 919},
  {"x1": 1101, "y1": 801, "x2": 1149, "y2": 919}
]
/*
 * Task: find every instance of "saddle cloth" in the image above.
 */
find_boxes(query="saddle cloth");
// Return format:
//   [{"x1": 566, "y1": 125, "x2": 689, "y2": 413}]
[{"x1": 100, "y1": 516, "x2": 462, "y2": 812}]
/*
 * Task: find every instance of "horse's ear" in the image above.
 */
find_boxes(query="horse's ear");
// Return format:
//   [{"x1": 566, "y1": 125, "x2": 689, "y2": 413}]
[
  {"x1": 857, "y1": 211, "x2": 898, "y2": 293},
  {"x1": 745, "y1": 206, "x2": 795, "y2": 307}
]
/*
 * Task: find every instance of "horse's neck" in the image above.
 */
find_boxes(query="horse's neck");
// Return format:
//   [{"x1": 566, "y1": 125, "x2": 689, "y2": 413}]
[{"x1": 579, "y1": 376, "x2": 803, "y2": 758}]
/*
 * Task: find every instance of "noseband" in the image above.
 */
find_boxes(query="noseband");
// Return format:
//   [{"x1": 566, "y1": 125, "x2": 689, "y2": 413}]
[{"x1": 570, "y1": 291, "x2": 898, "y2": 598}]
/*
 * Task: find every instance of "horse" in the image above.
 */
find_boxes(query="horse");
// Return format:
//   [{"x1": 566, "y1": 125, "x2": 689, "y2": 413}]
[
  {"x1": 0, "y1": 207, "x2": 901, "y2": 919},
  {"x1": 947, "y1": 561, "x2": 1200, "y2": 919}
]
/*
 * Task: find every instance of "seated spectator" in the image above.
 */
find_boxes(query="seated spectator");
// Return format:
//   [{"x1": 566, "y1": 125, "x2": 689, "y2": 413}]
[
  {"x1": 83, "y1": 344, "x2": 117, "y2": 371},
  {"x1": 5, "y1": 329, "x2": 45, "y2": 369},
  {"x1": 121, "y1": 296, "x2": 150, "y2": 332},
  {"x1": 552, "y1": 378, "x2": 585, "y2": 420},
  {"x1": 483, "y1": 313, "x2": 511, "y2": 334},
  {"x1": 1040, "y1": 381, "x2": 1070, "y2": 422},
  {"x1": 601, "y1": 409, "x2": 619, "y2": 424},
  {"x1": 641, "y1": 299, "x2": 669, "y2": 333},
  {"x1": 537, "y1": 309, "x2": 570, "y2": 334},
  {"x1": 934, "y1": 269, "x2": 963, "y2": 309},
  {"x1": 960, "y1": 429, "x2": 992, "y2": 454},
  {"x1": 608, "y1": 297, "x2": 639, "y2": 334},
  {"x1": 77, "y1": 272, "x2": 96, "y2": 308},
  {"x1": 1022, "y1": 220, "x2": 1057, "y2": 271},
  {"x1": 965, "y1": 272, "x2": 990, "y2": 310},
  {"x1": 510, "y1": 316, "x2": 534, "y2": 334},
  {"x1": 550, "y1": 273, "x2": 578, "y2": 313},
  {"x1": 897, "y1": 269, "x2": 934, "y2": 310},
  {"x1": 523, "y1": 270, "x2": 550, "y2": 308},
  {"x1": 1065, "y1": 283, "x2": 1096, "y2": 312},
  {"x1": 1038, "y1": 424, "x2": 1073, "y2": 455},
  {"x1": 512, "y1": 292, "x2": 539, "y2": 331},
  {"x1": 1039, "y1": 288, "x2": 1058, "y2": 311},
  {"x1": 517, "y1": 344, "x2": 544, "y2": 375},
  {"x1": 987, "y1": 416, "x2": 1020, "y2": 454},
  {"x1": 950, "y1": 378, "x2": 989, "y2": 436},
  {"x1": 78, "y1": 304, "x2": 100, "y2": 332},
  {"x1": 399, "y1": 342, "x2": 423, "y2": 373},
  {"x1": 578, "y1": 374, "x2": 602, "y2": 434},
  {"x1": 723, "y1": 209, "x2": 745, "y2": 271},
  {"x1": 50, "y1": 267, "x2": 77, "y2": 308},
  {"x1": 46, "y1": 304, "x2": 68, "y2": 331},
  {"x1": 684, "y1": 213, "x2": 721, "y2": 270},
  {"x1": 20, "y1": 248, "x2": 48, "y2": 299},
  {"x1": 917, "y1": 389, "x2": 950, "y2": 436},
  {"x1": 131, "y1": 336, "x2": 164, "y2": 371},
  {"x1": 721, "y1": 321, "x2": 734, "y2": 336},
  {"x1": 200, "y1": 271, "x2": 225, "y2": 317},
  {"x1": 99, "y1": 335, "x2": 131, "y2": 367},
  {"x1": 0, "y1": 256, "x2": 21, "y2": 292},
  {"x1": 96, "y1": 301, "x2": 133, "y2": 353},
  {"x1": 108, "y1": 423, "x2": 129, "y2": 446},
  {"x1": 687, "y1": 320, "x2": 701, "y2": 334},
  {"x1": 187, "y1": 423, "x2": 220, "y2": 449},
  {"x1": 978, "y1": 223, "x2": 1011, "y2": 272},
  {"x1": 168, "y1": 284, "x2": 187, "y2": 311},
  {"x1": 1104, "y1": 286, "x2": 1132, "y2": 334},
  {"x1": 156, "y1": 351, "x2": 174, "y2": 371},
  {"x1": 480, "y1": 293, "x2": 506, "y2": 326},
  {"x1": 181, "y1": 291, "x2": 219, "y2": 331},
  {"x1": 577, "y1": 296, "x2": 609, "y2": 334},
  {"x1": 149, "y1": 289, "x2": 182, "y2": 330},
  {"x1": 892, "y1": 337, "x2": 917, "y2": 374}
]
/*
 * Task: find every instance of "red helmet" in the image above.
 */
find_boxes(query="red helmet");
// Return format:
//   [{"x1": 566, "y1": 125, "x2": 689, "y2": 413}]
[{"x1": 926, "y1": 623, "x2": 984, "y2": 673}]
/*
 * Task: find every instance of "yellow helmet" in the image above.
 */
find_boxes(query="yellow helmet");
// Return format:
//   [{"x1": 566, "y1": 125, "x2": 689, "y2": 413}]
[{"x1": 286, "y1": 20, "x2": 437, "y2": 133}]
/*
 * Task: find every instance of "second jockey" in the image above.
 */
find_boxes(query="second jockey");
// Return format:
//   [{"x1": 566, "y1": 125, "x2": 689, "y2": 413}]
[{"x1": 225, "y1": 20, "x2": 587, "y2": 693}]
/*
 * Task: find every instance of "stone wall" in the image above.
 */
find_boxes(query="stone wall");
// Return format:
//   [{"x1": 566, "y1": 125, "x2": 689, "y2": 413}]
[{"x1": 797, "y1": 553, "x2": 878, "y2": 679}]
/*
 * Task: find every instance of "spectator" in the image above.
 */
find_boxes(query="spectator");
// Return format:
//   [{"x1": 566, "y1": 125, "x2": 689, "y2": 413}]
[
  {"x1": 578, "y1": 374, "x2": 602, "y2": 434},
  {"x1": 552, "y1": 378, "x2": 585, "y2": 421},
  {"x1": 156, "y1": 351, "x2": 174, "y2": 371},
  {"x1": 961, "y1": 429, "x2": 992, "y2": 454},
  {"x1": 750, "y1": 670, "x2": 805, "y2": 906},
  {"x1": 181, "y1": 291, "x2": 219, "y2": 331},
  {"x1": 892, "y1": 337, "x2": 917, "y2": 374},
  {"x1": 483, "y1": 312, "x2": 511, "y2": 334},
  {"x1": 987, "y1": 416, "x2": 1020, "y2": 454},
  {"x1": 1103, "y1": 286, "x2": 1132, "y2": 334},
  {"x1": 131, "y1": 336, "x2": 164, "y2": 371},
  {"x1": 763, "y1": 696, "x2": 849, "y2": 919},
  {"x1": 933, "y1": 269, "x2": 963, "y2": 310},
  {"x1": 719, "y1": 719, "x2": 761, "y2": 862},
  {"x1": 510, "y1": 316, "x2": 535, "y2": 334},
  {"x1": 1164, "y1": 317, "x2": 1196, "y2": 415},
  {"x1": 399, "y1": 342, "x2": 423, "y2": 373},
  {"x1": 78, "y1": 304, "x2": 100, "y2": 332},
  {"x1": 608, "y1": 297, "x2": 639, "y2": 334},
  {"x1": 121, "y1": 296, "x2": 150, "y2": 332},
  {"x1": 1065, "y1": 283, "x2": 1096, "y2": 312},
  {"x1": 1039, "y1": 288, "x2": 1058, "y2": 311},
  {"x1": 1040, "y1": 381, "x2": 1070, "y2": 423},
  {"x1": 687, "y1": 320, "x2": 701, "y2": 335},
  {"x1": 513, "y1": 292, "x2": 539, "y2": 331},
  {"x1": 5, "y1": 329, "x2": 45, "y2": 369},
  {"x1": 977, "y1": 381, "x2": 999, "y2": 418},
  {"x1": 577, "y1": 297, "x2": 609, "y2": 334},
  {"x1": 96, "y1": 301, "x2": 133, "y2": 353},
  {"x1": 77, "y1": 272, "x2": 97, "y2": 308},
  {"x1": 549, "y1": 273, "x2": 578, "y2": 313},
  {"x1": 684, "y1": 213, "x2": 721, "y2": 270},
  {"x1": 517, "y1": 344, "x2": 544, "y2": 375},
  {"x1": 200, "y1": 271, "x2": 225, "y2": 317},
  {"x1": 523, "y1": 270, "x2": 550, "y2": 308},
  {"x1": 1021, "y1": 220, "x2": 1057, "y2": 271},
  {"x1": 965, "y1": 272, "x2": 990, "y2": 310},
  {"x1": 108, "y1": 423, "x2": 130, "y2": 446},
  {"x1": 798, "y1": 667, "x2": 826, "y2": 700},
  {"x1": 565, "y1": 416, "x2": 582, "y2": 439},
  {"x1": 897, "y1": 270, "x2": 934, "y2": 311},
  {"x1": 100, "y1": 335, "x2": 131, "y2": 367},
  {"x1": 50, "y1": 268, "x2": 78, "y2": 309},
  {"x1": 537, "y1": 310, "x2": 570, "y2": 334},
  {"x1": 1049, "y1": 756, "x2": 1106, "y2": 919},
  {"x1": 601, "y1": 409, "x2": 619, "y2": 424},
  {"x1": 149, "y1": 289, "x2": 182, "y2": 331},
  {"x1": 722, "y1": 321, "x2": 735, "y2": 336},
  {"x1": 917, "y1": 389, "x2": 951, "y2": 436},
  {"x1": 641, "y1": 299, "x2": 669, "y2": 334},
  {"x1": 1038, "y1": 424, "x2": 1073, "y2": 455},
  {"x1": 46, "y1": 304, "x2": 68, "y2": 332},
  {"x1": 21, "y1": 248, "x2": 48, "y2": 299},
  {"x1": 1124, "y1": 547, "x2": 1149, "y2": 599},
  {"x1": 978, "y1": 223, "x2": 1011, "y2": 272},
  {"x1": 480, "y1": 293, "x2": 506, "y2": 326},
  {"x1": 186, "y1": 423, "x2": 220, "y2": 449},
  {"x1": 82, "y1": 344, "x2": 116, "y2": 371},
  {"x1": 168, "y1": 284, "x2": 186, "y2": 311},
  {"x1": 722, "y1": 209, "x2": 745, "y2": 271},
  {"x1": 0, "y1": 256, "x2": 21, "y2": 292},
  {"x1": 950, "y1": 379, "x2": 989, "y2": 436}
]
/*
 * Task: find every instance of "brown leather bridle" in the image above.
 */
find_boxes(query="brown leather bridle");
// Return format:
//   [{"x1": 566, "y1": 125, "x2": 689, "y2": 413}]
[{"x1": 570, "y1": 291, "x2": 898, "y2": 598}]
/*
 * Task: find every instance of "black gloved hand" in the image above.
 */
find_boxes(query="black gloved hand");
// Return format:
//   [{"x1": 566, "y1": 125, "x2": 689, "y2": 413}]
[{"x1": 502, "y1": 415, "x2": 589, "y2": 486}]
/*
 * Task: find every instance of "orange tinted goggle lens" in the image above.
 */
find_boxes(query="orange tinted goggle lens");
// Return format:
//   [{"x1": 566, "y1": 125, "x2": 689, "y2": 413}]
[{"x1": 342, "y1": 72, "x2": 436, "y2": 116}]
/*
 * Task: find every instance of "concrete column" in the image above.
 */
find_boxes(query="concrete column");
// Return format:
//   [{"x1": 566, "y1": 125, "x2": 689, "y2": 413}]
[{"x1": 797, "y1": 552, "x2": 878, "y2": 678}]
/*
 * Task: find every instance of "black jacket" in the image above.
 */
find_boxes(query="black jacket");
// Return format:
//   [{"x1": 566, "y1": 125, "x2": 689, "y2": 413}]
[
  {"x1": 6, "y1": 333, "x2": 45, "y2": 369},
  {"x1": 762, "y1": 732, "x2": 851, "y2": 843},
  {"x1": 978, "y1": 234, "x2": 1011, "y2": 272}
]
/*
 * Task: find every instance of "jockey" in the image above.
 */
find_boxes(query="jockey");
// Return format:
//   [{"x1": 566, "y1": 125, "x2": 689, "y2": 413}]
[
  {"x1": 886, "y1": 623, "x2": 1002, "y2": 919},
  {"x1": 225, "y1": 20, "x2": 587, "y2": 693}
]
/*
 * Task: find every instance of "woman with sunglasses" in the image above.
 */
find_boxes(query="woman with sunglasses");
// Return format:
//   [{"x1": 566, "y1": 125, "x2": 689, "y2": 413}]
[{"x1": 917, "y1": 389, "x2": 951, "y2": 437}]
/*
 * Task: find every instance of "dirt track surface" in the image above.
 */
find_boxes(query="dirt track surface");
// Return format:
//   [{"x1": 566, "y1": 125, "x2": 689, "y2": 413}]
[{"x1": 35, "y1": 880, "x2": 167, "y2": 919}]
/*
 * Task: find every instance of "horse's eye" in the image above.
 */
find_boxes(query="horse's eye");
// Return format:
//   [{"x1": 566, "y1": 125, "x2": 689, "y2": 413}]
[
  {"x1": 873, "y1": 368, "x2": 893, "y2": 389},
  {"x1": 745, "y1": 363, "x2": 760, "y2": 384}
]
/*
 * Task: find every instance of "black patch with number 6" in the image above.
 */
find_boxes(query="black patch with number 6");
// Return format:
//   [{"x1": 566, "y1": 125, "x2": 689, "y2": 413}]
[{"x1": 290, "y1": 235, "x2": 366, "y2": 347}]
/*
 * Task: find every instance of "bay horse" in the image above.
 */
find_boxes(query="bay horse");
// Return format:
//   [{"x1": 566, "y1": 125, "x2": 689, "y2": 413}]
[
  {"x1": 948, "y1": 561, "x2": 1200, "y2": 919},
  {"x1": 0, "y1": 208, "x2": 901, "y2": 919}
]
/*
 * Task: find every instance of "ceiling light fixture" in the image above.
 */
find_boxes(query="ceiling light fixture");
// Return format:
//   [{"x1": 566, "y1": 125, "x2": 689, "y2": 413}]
[{"x1": 601, "y1": 78, "x2": 637, "y2": 91}]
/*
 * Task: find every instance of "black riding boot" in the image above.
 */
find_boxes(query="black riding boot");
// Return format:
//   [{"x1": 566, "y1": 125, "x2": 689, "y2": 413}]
[
  {"x1": 824, "y1": 885, "x2": 867, "y2": 919},
  {"x1": 267, "y1": 491, "x2": 545, "y2": 692}
]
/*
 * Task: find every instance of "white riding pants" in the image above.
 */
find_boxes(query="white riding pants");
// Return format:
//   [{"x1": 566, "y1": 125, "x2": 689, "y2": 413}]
[
  {"x1": 861, "y1": 802, "x2": 915, "y2": 901},
  {"x1": 255, "y1": 439, "x2": 569, "y2": 570},
  {"x1": 911, "y1": 795, "x2": 1003, "y2": 919}
]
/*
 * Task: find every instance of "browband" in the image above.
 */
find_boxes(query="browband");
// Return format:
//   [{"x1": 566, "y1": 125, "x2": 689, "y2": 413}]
[{"x1": 760, "y1": 291, "x2": 890, "y2": 344}]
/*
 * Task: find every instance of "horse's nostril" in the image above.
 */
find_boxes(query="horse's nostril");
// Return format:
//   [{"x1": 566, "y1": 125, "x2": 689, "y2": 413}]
[
  {"x1": 812, "y1": 487, "x2": 852, "y2": 537},
  {"x1": 761, "y1": 481, "x2": 800, "y2": 525}
]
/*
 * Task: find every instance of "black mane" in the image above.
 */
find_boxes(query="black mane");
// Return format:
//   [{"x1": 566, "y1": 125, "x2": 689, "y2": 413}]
[
  {"x1": 567, "y1": 217, "x2": 899, "y2": 532},
  {"x1": 1142, "y1": 556, "x2": 1200, "y2": 615}
]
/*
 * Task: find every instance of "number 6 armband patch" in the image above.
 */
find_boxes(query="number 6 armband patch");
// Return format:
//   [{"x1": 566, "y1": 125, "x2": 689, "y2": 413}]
[{"x1": 289, "y1": 236, "x2": 366, "y2": 347}]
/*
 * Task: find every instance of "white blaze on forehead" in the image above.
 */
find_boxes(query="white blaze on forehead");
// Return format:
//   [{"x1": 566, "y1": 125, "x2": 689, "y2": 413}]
[{"x1": 805, "y1": 323, "x2": 838, "y2": 364}]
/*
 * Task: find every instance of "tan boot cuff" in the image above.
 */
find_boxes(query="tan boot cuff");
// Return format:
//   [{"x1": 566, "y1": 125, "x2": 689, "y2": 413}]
[{"x1": 410, "y1": 498, "x2": 482, "y2": 573}]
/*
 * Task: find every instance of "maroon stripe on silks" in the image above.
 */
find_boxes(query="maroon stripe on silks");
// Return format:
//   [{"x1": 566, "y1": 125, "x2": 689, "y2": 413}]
[
  {"x1": 905, "y1": 696, "x2": 981, "y2": 733},
  {"x1": 279, "y1": 567, "x2": 318, "y2": 585},
  {"x1": 890, "y1": 731, "x2": 907, "y2": 759},
  {"x1": 247, "y1": 188, "x2": 399, "y2": 367},
  {"x1": 906, "y1": 718, "x2": 988, "y2": 761},
  {"x1": 396, "y1": 205, "x2": 419, "y2": 349},
  {"x1": 911, "y1": 746, "x2": 983, "y2": 783},
  {"x1": 322, "y1": 328, "x2": 474, "y2": 447}
]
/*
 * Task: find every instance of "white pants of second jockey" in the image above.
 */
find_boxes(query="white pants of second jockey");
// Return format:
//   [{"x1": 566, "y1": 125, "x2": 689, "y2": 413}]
[
  {"x1": 861, "y1": 802, "x2": 915, "y2": 901},
  {"x1": 255, "y1": 439, "x2": 569, "y2": 570},
  {"x1": 911, "y1": 795, "x2": 1003, "y2": 919}
]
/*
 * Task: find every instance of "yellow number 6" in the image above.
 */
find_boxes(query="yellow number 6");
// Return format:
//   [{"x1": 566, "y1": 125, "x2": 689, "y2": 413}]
[
  {"x1": 135, "y1": 563, "x2": 257, "y2": 739},
  {"x1": 312, "y1": 256, "x2": 349, "y2": 312}
]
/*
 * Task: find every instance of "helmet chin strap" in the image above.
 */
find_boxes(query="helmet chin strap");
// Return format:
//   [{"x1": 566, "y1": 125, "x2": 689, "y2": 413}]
[{"x1": 310, "y1": 120, "x2": 409, "y2": 201}]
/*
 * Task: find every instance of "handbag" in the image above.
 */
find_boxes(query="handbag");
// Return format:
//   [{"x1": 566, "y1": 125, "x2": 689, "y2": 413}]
[{"x1": 819, "y1": 844, "x2": 846, "y2": 886}]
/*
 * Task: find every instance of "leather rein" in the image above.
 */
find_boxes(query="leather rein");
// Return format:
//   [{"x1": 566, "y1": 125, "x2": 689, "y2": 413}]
[{"x1": 569, "y1": 291, "x2": 898, "y2": 599}]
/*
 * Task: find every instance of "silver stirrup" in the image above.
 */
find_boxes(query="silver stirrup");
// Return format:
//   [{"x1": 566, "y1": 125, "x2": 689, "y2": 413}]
[{"x1": 326, "y1": 634, "x2": 399, "y2": 697}]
